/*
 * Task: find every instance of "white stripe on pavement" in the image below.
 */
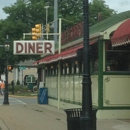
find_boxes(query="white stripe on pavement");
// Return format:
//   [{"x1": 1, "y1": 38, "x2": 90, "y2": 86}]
[{"x1": 0, "y1": 96, "x2": 26, "y2": 105}]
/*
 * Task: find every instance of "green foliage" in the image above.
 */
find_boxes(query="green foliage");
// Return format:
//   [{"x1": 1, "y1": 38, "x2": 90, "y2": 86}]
[
  {"x1": 14, "y1": 85, "x2": 28, "y2": 92},
  {"x1": 58, "y1": 0, "x2": 83, "y2": 30},
  {"x1": 16, "y1": 79, "x2": 20, "y2": 85},
  {"x1": 9, "y1": 84, "x2": 28, "y2": 93},
  {"x1": 89, "y1": 0, "x2": 116, "y2": 25},
  {"x1": 11, "y1": 80, "x2": 14, "y2": 86},
  {"x1": 9, "y1": 84, "x2": 37, "y2": 96}
]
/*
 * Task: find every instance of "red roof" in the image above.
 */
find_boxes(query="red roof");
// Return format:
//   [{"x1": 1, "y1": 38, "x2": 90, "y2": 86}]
[
  {"x1": 111, "y1": 19, "x2": 130, "y2": 47},
  {"x1": 33, "y1": 40, "x2": 97, "y2": 65},
  {"x1": 36, "y1": 45, "x2": 83, "y2": 65}
]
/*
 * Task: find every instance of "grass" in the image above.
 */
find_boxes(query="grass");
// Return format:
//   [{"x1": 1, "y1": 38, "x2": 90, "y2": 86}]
[{"x1": 11, "y1": 92, "x2": 37, "y2": 97}]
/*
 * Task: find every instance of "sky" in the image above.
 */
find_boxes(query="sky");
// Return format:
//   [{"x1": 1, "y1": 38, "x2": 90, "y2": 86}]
[{"x1": 0, "y1": 0, "x2": 130, "y2": 19}]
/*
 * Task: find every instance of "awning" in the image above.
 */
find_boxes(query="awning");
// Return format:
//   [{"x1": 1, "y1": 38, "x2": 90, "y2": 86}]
[
  {"x1": 35, "y1": 45, "x2": 83, "y2": 64},
  {"x1": 33, "y1": 40, "x2": 97, "y2": 65},
  {"x1": 111, "y1": 19, "x2": 130, "y2": 47}
]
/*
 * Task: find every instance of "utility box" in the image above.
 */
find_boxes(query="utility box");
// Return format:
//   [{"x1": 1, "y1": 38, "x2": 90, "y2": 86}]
[
  {"x1": 38, "y1": 88, "x2": 48, "y2": 104},
  {"x1": 26, "y1": 75, "x2": 36, "y2": 90}
]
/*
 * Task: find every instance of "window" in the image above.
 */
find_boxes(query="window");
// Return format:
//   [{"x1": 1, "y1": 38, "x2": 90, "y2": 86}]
[
  {"x1": 106, "y1": 43, "x2": 130, "y2": 71},
  {"x1": 74, "y1": 61, "x2": 79, "y2": 74},
  {"x1": 90, "y1": 43, "x2": 98, "y2": 73}
]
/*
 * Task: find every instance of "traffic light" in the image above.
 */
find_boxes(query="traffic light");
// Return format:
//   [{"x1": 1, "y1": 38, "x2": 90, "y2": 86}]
[
  {"x1": 46, "y1": 24, "x2": 50, "y2": 33},
  {"x1": 32, "y1": 28, "x2": 37, "y2": 40},
  {"x1": 7, "y1": 65, "x2": 13, "y2": 71},
  {"x1": 31, "y1": 24, "x2": 42, "y2": 40},
  {"x1": 35, "y1": 24, "x2": 42, "y2": 38}
]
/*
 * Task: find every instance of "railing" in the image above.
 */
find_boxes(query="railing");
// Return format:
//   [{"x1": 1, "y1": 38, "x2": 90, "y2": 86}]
[{"x1": 61, "y1": 22, "x2": 83, "y2": 44}]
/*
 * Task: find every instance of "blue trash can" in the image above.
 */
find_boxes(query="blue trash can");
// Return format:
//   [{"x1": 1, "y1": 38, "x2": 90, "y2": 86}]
[{"x1": 38, "y1": 88, "x2": 48, "y2": 104}]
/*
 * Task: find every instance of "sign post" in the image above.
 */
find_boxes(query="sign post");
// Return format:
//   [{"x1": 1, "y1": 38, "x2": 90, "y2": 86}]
[{"x1": 19, "y1": 66, "x2": 26, "y2": 70}]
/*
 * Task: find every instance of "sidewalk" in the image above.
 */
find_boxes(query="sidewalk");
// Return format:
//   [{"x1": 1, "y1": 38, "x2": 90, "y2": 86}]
[{"x1": 0, "y1": 103, "x2": 130, "y2": 130}]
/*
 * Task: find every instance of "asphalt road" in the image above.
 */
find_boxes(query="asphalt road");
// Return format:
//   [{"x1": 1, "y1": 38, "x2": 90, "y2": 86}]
[
  {"x1": 0, "y1": 95, "x2": 37, "y2": 105},
  {"x1": 17, "y1": 97, "x2": 37, "y2": 104}
]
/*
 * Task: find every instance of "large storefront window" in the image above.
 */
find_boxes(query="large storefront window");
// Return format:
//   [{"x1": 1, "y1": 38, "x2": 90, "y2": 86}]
[{"x1": 106, "y1": 43, "x2": 130, "y2": 71}]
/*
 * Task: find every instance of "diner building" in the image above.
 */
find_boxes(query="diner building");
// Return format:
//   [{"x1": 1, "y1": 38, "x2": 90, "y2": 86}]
[{"x1": 34, "y1": 11, "x2": 130, "y2": 119}]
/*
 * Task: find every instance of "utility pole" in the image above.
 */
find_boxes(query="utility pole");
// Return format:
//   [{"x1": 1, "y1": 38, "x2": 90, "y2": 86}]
[
  {"x1": 54, "y1": 0, "x2": 58, "y2": 44},
  {"x1": 44, "y1": 6, "x2": 49, "y2": 25},
  {"x1": 57, "y1": 17, "x2": 62, "y2": 109},
  {"x1": 44, "y1": 6, "x2": 49, "y2": 40}
]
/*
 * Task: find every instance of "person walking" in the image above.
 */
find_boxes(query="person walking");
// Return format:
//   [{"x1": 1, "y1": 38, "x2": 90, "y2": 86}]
[
  {"x1": 0, "y1": 79, "x2": 2, "y2": 95},
  {"x1": 1, "y1": 80, "x2": 5, "y2": 95}
]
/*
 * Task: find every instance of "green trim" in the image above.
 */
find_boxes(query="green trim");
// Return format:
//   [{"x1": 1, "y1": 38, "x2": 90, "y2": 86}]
[
  {"x1": 100, "y1": 107, "x2": 130, "y2": 110},
  {"x1": 93, "y1": 105, "x2": 130, "y2": 110},
  {"x1": 98, "y1": 40, "x2": 103, "y2": 109},
  {"x1": 103, "y1": 71, "x2": 130, "y2": 75},
  {"x1": 48, "y1": 97, "x2": 57, "y2": 100}
]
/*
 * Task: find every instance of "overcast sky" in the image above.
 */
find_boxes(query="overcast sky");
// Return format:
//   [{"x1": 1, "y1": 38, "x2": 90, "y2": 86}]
[{"x1": 0, "y1": 0, "x2": 130, "y2": 19}]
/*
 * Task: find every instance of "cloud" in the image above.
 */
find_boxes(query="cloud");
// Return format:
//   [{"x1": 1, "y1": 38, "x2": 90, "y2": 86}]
[
  {"x1": 105, "y1": 0, "x2": 130, "y2": 13},
  {"x1": 0, "y1": 0, "x2": 16, "y2": 19},
  {"x1": 120, "y1": 0, "x2": 130, "y2": 6}
]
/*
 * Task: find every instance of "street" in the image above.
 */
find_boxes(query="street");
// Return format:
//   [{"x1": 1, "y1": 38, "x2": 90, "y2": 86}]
[{"x1": 0, "y1": 95, "x2": 37, "y2": 105}]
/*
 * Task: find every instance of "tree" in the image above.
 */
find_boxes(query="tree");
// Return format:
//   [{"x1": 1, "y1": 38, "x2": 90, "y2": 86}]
[
  {"x1": 58, "y1": 0, "x2": 83, "y2": 30},
  {"x1": 89, "y1": 0, "x2": 116, "y2": 25}
]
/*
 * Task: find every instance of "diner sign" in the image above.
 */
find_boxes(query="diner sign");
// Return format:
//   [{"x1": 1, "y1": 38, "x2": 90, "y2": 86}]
[{"x1": 13, "y1": 40, "x2": 55, "y2": 55}]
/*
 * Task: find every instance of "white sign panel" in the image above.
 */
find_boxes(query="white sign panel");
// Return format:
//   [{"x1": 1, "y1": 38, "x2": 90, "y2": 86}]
[{"x1": 13, "y1": 40, "x2": 55, "y2": 55}]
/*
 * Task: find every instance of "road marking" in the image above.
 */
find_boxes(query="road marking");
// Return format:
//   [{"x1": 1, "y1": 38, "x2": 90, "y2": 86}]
[
  {"x1": 0, "y1": 96, "x2": 26, "y2": 105},
  {"x1": 17, "y1": 99, "x2": 26, "y2": 104}
]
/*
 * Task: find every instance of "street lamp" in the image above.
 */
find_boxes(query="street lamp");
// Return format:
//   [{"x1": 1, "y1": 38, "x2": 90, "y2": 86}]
[
  {"x1": 3, "y1": 35, "x2": 10, "y2": 105},
  {"x1": 44, "y1": 6, "x2": 49, "y2": 25},
  {"x1": 80, "y1": 0, "x2": 93, "y2": 130}
]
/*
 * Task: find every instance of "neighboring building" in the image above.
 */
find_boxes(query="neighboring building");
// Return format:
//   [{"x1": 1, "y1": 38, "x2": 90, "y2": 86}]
[
  {"x1": 1, "y1": 74, "x2": 5, "y2": 81},
  {"x1": 34, "y1": 11, "x2": 130, "y2": 119},
  {"x1": 8, "y1": 60, "x2": 37, "y2": 85}
]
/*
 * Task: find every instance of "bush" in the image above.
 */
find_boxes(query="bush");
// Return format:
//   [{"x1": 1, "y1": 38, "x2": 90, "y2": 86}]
[
  {"x1": 11, "y1": 80, "x2": 14, "y2": 86},
  {"x1": 8, "y1": 86, "x2": 13, "y2": 91},
  {"x1": 12, "y1": 85, "x2": 37, "y2": 96},
  {"x1": 16, "y1": 79, "x2": 20, "y2": 85},
  {"x1": 14, "y1": 85, "x2": 28, "y2": 92}
]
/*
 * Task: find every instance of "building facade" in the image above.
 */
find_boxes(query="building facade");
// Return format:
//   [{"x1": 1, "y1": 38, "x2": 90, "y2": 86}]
[
  {"x1": 34, "y1": 11, "x2": 130, "y2": 119},
  {"x1": 9, "y1": 60, "x2": 37, "y2": 85}
]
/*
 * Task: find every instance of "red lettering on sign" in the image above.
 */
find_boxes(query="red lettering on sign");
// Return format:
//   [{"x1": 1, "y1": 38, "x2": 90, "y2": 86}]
[
  {"x1": 25, "y1": 42, "x2": 27, "y2": 53},
  {"x1": 16, "y1": 43, "x2": 23, "y2": 53},
  {"x1": 14, "y1": 41, "x2": 54, "y2": 54},
  {"x1": 44, "y1": 42, "x2": 52, "y2": 53},
  {"x1": 28, "y1": 43, "x2": 35, "y2": 53},
  {"x1": 36, "y1": 42, "x2": 43, "y2": 53}
]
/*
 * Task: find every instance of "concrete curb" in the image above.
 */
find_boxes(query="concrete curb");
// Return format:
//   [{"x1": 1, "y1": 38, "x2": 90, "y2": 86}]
[{"x1": 9, "y1": 95, "x2": 37, "y2": 98}]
